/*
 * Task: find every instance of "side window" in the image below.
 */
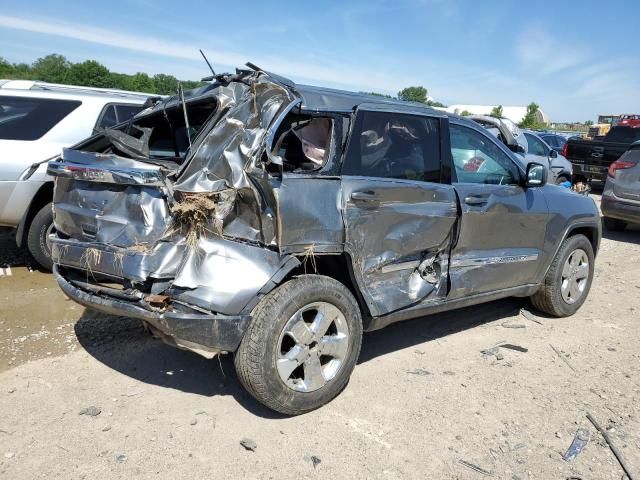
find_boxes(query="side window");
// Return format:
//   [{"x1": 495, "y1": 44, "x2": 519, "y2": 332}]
[
  {"x1": 96, "y1": 104, "x2": 143, "y2": 130},
  {"x1": 342, "y1": 110, "x2": 441, "y2": 182},
  {"x1": 116, "y1": 104, "x2": 143, "y2": 123},
  {"x1": 96, "y1": 105, "x2": 117, "y2": 129},
  {"x1": 525, "y1": 133, "x2": 547, "y2": 156},
  {"x1": 0, "y1": 97, "x2": 81, "y2": 141},
  {"x1": 450, "y1": 124, "x2": 519, "y2": 185}
]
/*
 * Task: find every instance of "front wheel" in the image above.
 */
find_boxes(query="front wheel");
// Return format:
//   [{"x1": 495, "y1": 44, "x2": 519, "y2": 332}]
[
  {"x1": 530, "y1": 234, "x2": 594, "y2": 317},
  {"x1": 234, "y1": 275, "x2": 363, "y2": 415}
]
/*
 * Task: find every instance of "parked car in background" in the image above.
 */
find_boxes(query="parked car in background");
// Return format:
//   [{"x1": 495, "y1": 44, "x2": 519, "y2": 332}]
[
  {"x1": 617, "y1": 114, "x2": 640, "y2": 128},
  {"x1": 601, "y1": 141, "x2": 640, "y2": 230},
  {"x1": 539, "y1": 132, "x2": 567, "y2": 154},
  {"x1": 523, "y1": 130, "x2": 573, "y2": 184},
  {"x1": 0, "y1": 80, "x2": 153, "y2": 269},
  {"x1": 469, "y1": 116, "x2": 572, "y2": 184},
  {"x1": 564, "y1": 125, "x2": 640, "y2": 183},
  {"x1": 47, "y1": 70, "x2": 600, "y2": 414}
]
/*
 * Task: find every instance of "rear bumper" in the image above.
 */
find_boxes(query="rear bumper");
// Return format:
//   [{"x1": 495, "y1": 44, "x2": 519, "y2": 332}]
[
  {"x1": 601, "y1": 192, "x2": 640, "y2": 224},
  {"x1": 53, "y1": 265, "x2": 251, "y2": 353},
  {"x1": 571, "y1": 163, "x2": 607, "y2": 182}
]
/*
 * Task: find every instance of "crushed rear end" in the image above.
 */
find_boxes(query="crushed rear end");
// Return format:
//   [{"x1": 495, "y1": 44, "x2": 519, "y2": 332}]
[{"x1": 48, "y1": 71, "x2": 301, "y2": 356}]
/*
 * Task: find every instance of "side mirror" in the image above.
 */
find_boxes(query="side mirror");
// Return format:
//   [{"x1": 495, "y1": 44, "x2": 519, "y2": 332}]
[
  {"x1": 525, "y1": 162, "x2": 547, "y2": 187},
  {"x1": 549, "y1": 149, "x2": 558, "y2": 159}
]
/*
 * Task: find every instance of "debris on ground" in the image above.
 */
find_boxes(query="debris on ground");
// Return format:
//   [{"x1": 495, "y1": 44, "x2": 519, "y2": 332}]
[
  {"x1": 550, "y1": 344, "x2": 576, "y2": 372},
  {"x1": 304, "y1": 455, "x2": 322, "y2": 468},
  {"x1": 240, "y1": 438, "x2": 257, "y2": 452},
  {"x1": 586, "y1": 412, "x2": 636, "y2": 480},
  {"x1": 458, "y1": 459, "x2": 493, "y2": 476},
  {"x1": 190, "y1": 418, "x2": 197, "y2": 426},
  {"x1": 115, "y1": 454, "x2": 127, "y2": 463},
  {"x1": 78, "y1": 406, "x2": 101, "y2": 417},
  {"x1": 501, "y1": 322, "x2": 526, "y2": 329},
  {"x1": 481, "y1": 343, "x2": 528, "y2": 358},
  {"x1": 406, "y1": 368, "x2": 431, "y2": 376},
  {"x1": 562, "y1": 427, "x2": 590, "y2": 461},
  {"x1": 520, "y1": 308, "x2": 543, "y2": 325}
]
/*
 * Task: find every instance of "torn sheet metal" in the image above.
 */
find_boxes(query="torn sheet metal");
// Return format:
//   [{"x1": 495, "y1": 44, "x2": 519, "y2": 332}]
[{"x1": 172, "y1": 76, "x2": 295, "y2": 245}]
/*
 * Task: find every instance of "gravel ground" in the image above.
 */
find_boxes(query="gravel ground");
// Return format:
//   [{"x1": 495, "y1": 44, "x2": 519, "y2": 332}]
[{"x1": 1, "y1": 200, "x2": 639, "y2": 479}]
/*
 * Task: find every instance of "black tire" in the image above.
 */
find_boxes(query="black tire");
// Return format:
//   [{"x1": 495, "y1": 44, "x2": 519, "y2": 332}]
[
  {"x1": 234, "y1": 275, "x2": 363, "y2": 415},
  {"x1": 555, "y1": 175, "x2": 570, "y2": 185},
  {"x1": 603, "y1": 216, "x2": 627, "y2": 231},
  {"x1": 530, "y1": 234, "x2": 594, "y2": 317},
  {"x1": 26, "y1": 202, "x2": 54, "y2": 271}
]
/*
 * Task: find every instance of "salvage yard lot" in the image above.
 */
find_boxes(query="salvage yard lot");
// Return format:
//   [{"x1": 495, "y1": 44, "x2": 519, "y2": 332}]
[{"x1": 1, "y1": 197, "x2": 639, "y2": 479}]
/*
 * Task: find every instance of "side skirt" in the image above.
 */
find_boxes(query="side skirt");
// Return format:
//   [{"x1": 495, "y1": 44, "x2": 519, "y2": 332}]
[{"x1": 365, "y1": 284, "x2": 539, "y2": 332}]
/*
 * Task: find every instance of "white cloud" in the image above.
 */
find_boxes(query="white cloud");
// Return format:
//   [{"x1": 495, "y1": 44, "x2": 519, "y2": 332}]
[{"x1": 0, "y1": 14, "x2": 423, "y2": 93}]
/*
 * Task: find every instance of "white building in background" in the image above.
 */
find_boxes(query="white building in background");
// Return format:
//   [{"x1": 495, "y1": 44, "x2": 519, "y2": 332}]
[{"x1": 436, "y1": 104, "x2": 549, "y2": 124}]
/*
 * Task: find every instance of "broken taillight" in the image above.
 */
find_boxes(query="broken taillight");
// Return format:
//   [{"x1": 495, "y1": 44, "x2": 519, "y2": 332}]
[{"x1": 608, "y1": 160, "x2": 636, "y2": 178}]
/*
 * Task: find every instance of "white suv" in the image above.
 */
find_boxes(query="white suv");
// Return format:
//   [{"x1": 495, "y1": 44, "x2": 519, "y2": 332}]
[{"x1": 0, "y1": 80, "x2": 153, "y2": 269}]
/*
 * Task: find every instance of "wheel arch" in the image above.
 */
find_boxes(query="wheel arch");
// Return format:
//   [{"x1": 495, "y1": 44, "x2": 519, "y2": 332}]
[{"x1": 273, "y1": 253, "x2": 372, "y2": 326}]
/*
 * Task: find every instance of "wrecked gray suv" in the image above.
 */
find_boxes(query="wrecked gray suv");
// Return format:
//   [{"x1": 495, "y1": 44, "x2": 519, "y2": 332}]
[{"x1": 47, "y1": 68, "x2": 601, "y2": 415}]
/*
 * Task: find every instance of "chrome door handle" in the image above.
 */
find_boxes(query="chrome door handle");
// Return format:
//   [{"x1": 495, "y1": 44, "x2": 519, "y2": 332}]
[
  {"x1": 351, "y1": 191, "x2": 378, "y2": 201},
  {"x1": 464, "y1": 195, "x2": 488, "y2": 206}
]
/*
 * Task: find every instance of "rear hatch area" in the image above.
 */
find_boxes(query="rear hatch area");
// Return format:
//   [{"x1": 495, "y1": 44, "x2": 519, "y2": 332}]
[{"x1": 47, "y1": 72, "x2": 301, "y2": 338}]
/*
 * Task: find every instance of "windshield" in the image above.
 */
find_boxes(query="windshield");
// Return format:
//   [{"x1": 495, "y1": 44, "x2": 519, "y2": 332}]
[{"x1": 605, "y1": 127, "x2": 640, "y2": 144}]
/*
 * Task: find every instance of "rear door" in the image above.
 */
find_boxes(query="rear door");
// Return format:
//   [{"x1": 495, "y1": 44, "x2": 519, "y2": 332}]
[
  {"x1": 341, "y1": 106, "x2": 458, "y2": 316},
  {"x1": 448, "y1": 122, "x2": 549, "y2": 298}
]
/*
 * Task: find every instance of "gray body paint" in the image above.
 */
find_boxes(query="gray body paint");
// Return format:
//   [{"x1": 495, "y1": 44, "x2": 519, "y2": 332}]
[{"x1": 46, "y1": 70, "x2": 601, "y2": 355}]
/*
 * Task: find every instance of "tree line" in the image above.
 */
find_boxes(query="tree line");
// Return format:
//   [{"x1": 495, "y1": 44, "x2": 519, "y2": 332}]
[
  {"x1": 0, "y1": 54, "x2": 204, "y2": 95},
  {"x1": 2, "y1": 54, "x2": 552, "y2": 128}
]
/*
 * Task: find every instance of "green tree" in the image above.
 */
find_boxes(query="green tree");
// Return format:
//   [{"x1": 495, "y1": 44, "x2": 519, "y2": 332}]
[
  {"x1": 129, "y1": 72, "x2": 154, "y2": 92},
  {"x1": 152, "y1": 73, "x2": 179, "y2": 95},
  {"x1": 66, "y1": 60, "x2": 112, "y2": 88},
  {"x1": 31, "y1": 54, "x2": 71, "y2": 83},
  {"x1": 584, "y1": 120, "x2": 593, "y2": 126},
  {"x1": 397, "y1": 86, "x2": 428, "y2": 103},
  {"x1": 460, "y1": 110, "x2": 472, "y2": 116},
  {"x1": 519, "y1": 102, "x2": 546, "y2": 129},
  {"x1": 490, "y1": 105, "x2": 504, "y2": 118},
  {"x1": 0, "y1": 57, "x2": 14, "y2": 78}
]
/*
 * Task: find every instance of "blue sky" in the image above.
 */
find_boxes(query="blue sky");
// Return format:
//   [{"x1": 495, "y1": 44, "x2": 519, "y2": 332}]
[{"x1": 1, "y1": 0, "x2": 638, "y2": 122}]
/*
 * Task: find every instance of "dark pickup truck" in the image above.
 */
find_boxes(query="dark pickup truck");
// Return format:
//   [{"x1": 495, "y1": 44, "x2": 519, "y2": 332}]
[{"x1": 565, "y1": 126, "x2": 640, "y2": 182}]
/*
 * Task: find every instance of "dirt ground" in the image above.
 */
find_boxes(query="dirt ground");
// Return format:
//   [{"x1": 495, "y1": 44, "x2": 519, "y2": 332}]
[{"x1": 1, "y1": 196, "x2": 639, "y2": 479}]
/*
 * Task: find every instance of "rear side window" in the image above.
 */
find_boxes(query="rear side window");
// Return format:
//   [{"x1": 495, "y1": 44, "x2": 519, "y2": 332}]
[
  {"x1": 342, "y1": 110, "x2": 442, "y2": 182},
  {"x1": 96, "y1": 103, "x2": 143, "y2": 129},
  {"x1": 0, "y1": 96, "x2": 81, "y2": 141}
]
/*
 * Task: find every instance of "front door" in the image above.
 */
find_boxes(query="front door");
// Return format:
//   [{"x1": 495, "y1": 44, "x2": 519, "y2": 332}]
[
  {"x1": 341, "y1": 107, "x2": 458, "y2": 317},
  {"x1": 448, "y1": 122, "x2": 549, "y2": 299}
]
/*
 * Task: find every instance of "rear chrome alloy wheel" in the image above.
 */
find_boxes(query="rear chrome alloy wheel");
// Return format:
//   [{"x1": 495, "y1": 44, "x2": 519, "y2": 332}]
[
  {"x1": 276, "y1": 302, "x2": 349, "y2": 393},
  {"x1": 560, "y1": 248, "x2": 589, "y2": 304}
]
